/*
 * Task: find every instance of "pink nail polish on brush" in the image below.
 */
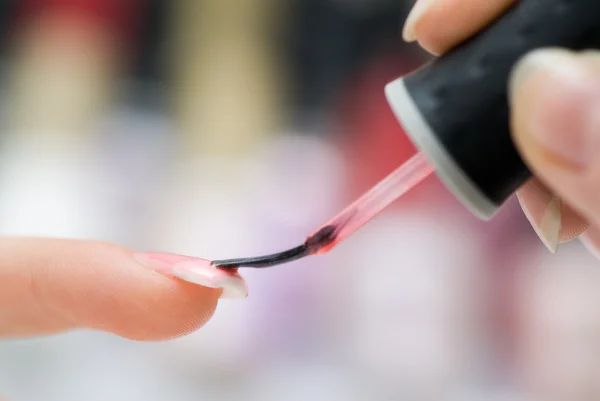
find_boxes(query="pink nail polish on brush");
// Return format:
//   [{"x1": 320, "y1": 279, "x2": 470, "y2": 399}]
[
  {"x1": 208, "y1": 152, "x2": 435, "y2": 269},
  {"x1": 131, "y1": 3, "x2": 600, "y2": 282},
  {"x1": 200, "y1": 1, "x2": 600, "y2": 270}
]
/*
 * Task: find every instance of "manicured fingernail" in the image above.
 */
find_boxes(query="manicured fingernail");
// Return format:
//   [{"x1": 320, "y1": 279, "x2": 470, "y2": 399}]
[
  {"x1": 520, "y1": 192, "x2": 562, "y2": 253},
  {"x1": 133, "y1": 253, "x2": 248, "y2": 299},
  {"x1": 170, "y1": 261, "x2": 248, "y2": 299},
  {"x1": 510, "y1": 49, "x2": 600, "y2": 167},
  {"x1": 402, "y1": 0, "x2": 432, "y2": 42},
  {"x1": 538, "y1": 196, "x2": 562, "y2": 253},
  {"x1": 580, "y1": 227, "x2": 600, "y2": 262},
  {"x1": 509, "y1": 49, "x2": 574, "y2": 96},
  {"x1": 580, "y1": 50, "x2": 600, "y2": 65}
]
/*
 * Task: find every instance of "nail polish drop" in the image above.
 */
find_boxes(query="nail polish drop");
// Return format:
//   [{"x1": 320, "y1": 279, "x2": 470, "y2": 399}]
[{"x1": 305, "y1": 151, "x2": 434, "y2": 255}]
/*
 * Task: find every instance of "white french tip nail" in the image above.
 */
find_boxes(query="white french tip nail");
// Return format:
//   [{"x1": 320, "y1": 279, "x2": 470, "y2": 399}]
[
  {"x1": 402, "y1": 22, "x2": 417, "y2": 42},
  {"x1": 402, "y1": 0, "x2": 430, "y2": 42},
  {"x1": 521, "y1": 195, "x2": 562, "y2": 253},
  {"x1": 580, "y1": 233, "x2": 600, "y2": 262},
  {"x1": 538, "y1": 197, "x2": 562, "y2": 253},
  {"x1": 171, "y1": 267, "x2": 248, "y2": 299}
]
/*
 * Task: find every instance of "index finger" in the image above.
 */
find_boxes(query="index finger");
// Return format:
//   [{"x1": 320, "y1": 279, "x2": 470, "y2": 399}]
[
  {"x1": 0, "y1": 238, "x2": 247, "y2": 340},
  {"x1": 404, "y1": 0, "x2": 516, "y2": 55}
]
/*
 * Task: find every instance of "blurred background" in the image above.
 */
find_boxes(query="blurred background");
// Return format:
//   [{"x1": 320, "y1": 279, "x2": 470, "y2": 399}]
[{"x1": 0, "y1": 0, "x2": 598, "y2": 400}]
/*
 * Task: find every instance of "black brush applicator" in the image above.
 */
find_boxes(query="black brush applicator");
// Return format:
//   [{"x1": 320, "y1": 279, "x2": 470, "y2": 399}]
[{"x1": 214, "y1": 0, "x2": 600, "y2": 269}]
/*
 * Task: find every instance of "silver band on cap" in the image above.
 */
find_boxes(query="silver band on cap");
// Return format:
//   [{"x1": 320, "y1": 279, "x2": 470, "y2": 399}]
[{"x1": 385, "y1": 78, "x2": 498, "y2": 220}]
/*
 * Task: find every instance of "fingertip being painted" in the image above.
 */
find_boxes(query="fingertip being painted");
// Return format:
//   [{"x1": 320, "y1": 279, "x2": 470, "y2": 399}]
[
  {"x1": 539, "y1": 197, "x2": 562, "y2": 253},
  {"x1": 134, "y1": 253, "x2": 248, "y2": 299},
  {"x1": 519, "y1": 192, "x2": 561, "y2": 253},
  {"x1": 580, "y1": 228, "x2": 600, "y2": 263},
  {"x1": 171, "y1": 261, "x2": 248, "y2": 299}
]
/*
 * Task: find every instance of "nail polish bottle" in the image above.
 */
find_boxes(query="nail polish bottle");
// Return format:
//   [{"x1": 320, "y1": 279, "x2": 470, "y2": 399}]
[{"x1": 386, "y1": 0, "x2": 600, "y2": 220}]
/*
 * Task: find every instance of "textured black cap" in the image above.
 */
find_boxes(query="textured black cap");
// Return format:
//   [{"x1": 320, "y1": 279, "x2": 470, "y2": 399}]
[{"x1": 386, "y1": 0, "x2": 600, "y2": 220}]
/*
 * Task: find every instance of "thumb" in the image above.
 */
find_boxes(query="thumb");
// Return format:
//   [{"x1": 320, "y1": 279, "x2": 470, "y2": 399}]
[{"x1": 510, "y1": 49, "x2": 600, "y2": 238}]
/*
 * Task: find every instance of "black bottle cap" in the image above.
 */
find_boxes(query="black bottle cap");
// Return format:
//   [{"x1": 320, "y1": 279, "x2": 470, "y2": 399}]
[{"x1": 386, "y1": 0, "x2": 600, "y2": 220}]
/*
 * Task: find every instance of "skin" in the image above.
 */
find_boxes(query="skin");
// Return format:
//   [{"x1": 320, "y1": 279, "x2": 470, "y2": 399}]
[
  {"x1": 406, "y1": 0, "x2": 600, "y2": 398},
  {"x1": 3, "y1": 4, "x2": 600, "y2": 400},
  {"x1": 0, "y1": 238, "x2": 223, "y2": 340},
  {"x1": 0, "y1": 7, "x2": 247, "y2": 344},
  {"x1": 407, "y1": 0, "x2": 598, "y2": 250}
]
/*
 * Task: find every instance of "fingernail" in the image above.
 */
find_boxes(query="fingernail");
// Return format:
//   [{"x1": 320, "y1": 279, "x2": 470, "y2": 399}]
[
  {"x1": 133, "y1": 253, "x2": 248, "y2": 299},
  {"x1": 580, "y1": 227, "x2": 600, "y2": 262},
  {"x1": 580, "y1": 50, "x2": 600, "y2": 63},
  {"x1": 510, "y1": 49, "x2": 600, "y2": 167},
  {"x1": 509, "y1": 49, "x2": 574, "y2": 97},
  {"x1": 520, "y1": 191, "x2": 562, "y2": 253},
  {"x1": 538, "y1": 196, "x2": 562, "y2": 253},
  {"x1": 402, "y1": 0, "x2": 432, "y2": 42}
]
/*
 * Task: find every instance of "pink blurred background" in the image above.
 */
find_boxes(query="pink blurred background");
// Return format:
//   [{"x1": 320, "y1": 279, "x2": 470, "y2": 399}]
[{"x1": 0, "y1": 1, "x2": 597, "y2": 400}]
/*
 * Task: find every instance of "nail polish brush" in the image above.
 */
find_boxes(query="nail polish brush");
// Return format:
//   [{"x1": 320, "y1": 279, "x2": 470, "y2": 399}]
[
  {"x1": 212, "y1": 151, "x2": 434, "y2": 268},
  {"x1": 212, "y1": 0, "x2": 600, "y2": 269}
]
